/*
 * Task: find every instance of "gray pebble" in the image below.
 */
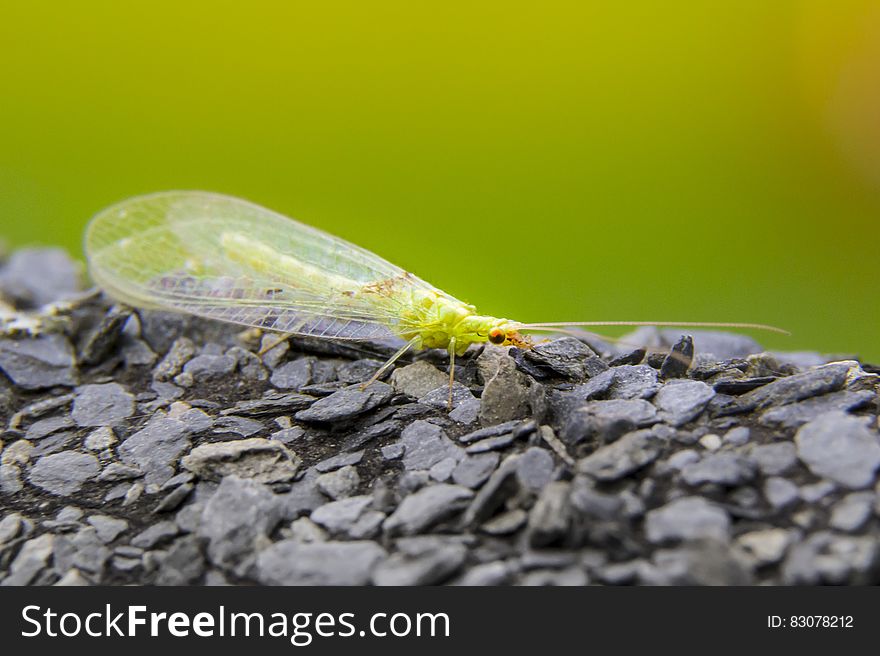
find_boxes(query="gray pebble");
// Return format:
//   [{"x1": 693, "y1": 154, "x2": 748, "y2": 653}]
[
  {"x1": 373, "y1": 536, "x2": 467, "y2": 586},
  {"x1": 1, "y1": 533, "x2": 55, "y2": 585},
  {"x1": 118, "y1": 417, "x2": 191, "y2": 486},
  {"x1": 381, "y1": 443, "x2": 405, "y2": 461},
  {"x1": 829, "y1": 492, "x2": 875, "y2": 532},
  {"x1": 564, "y1": 400, "x2": 658, "y2": 445},
  {"x1": 527, "y1": 481, "x2": 571, "y2": 547},
  {"x1": 782, "y1": 531, "x2": 879, "y2": 584},
  {"x1": 749, "y1": 442, "x2": 798, "y2": 476},
  {"x1": 644, "y1": 496, "x2": 731, "y2": 543},
  {"x1": 723, "y1": 426, "x2": 751, "y2": 446},
  {"x1": 760, "y1": 390, "x2": 876, "y2": 429},
  {"x1": 577, "y1": 429, "x2": 662, "y2": 481},
  {"x1": 0, "y1": 334, "x2": 77, "y2": 389},
  {"x1": 181, "y1": 438, "x2": 301, "y2": 484},
  {"x1": 28, "y1": 451, "x2": 100, "y2": 496},
  {"x1": 316, "y1": 465, "x2": 360, "y2": 500},
  {"x1": 681, "y1": 452, "x2": 756, "y2": 487},
  {"x1": 71, "y1": 383, "x2": 135, "y2": 427},
  {"x1": 516, "y1": 447, "x2": 555, "y2": 491},
  {"x1": 795, "y1": 411, "x2": 880, "y2": 488},
  {"x1": 131, "y1": 520, "x2": 179, "y2": 549},
  {"x1": 25, "y1": 415, "x2": 74, "y2": 441},
  {"x1": 294, "y1": 382, "x2": 393, "y2": 423},
  {"x1": 478, "y1": 346, "x2": 530, "y2": 426},
  {"x1": 465, "y1": 434, "x2": 514, "y2": 454},
  {"x1": 383, "y1": 484, "x2": 474, "y2": 536},
  {"x1": 763, "y1": 477, "x2": 800, "y2": 509},
  {"x1": 0, "y1": 248, "x2": 80, "y2": 307},
  {"x1": 400, "y1": 420, "x2": 463, "y2": 471},
  {"x1": 608, "y1": 365, "x2": 660, "y2": 400},
  {"x1": 390, "y1": 361, "x2": 448, "y2": 398},
  {"x1": 451, "y1": 452, "x2": 499, "y2": 489},
  {"x1": 197, "y1": 476, "x2": 285, "y2": 574},
  {"x1": 212, "y1": 415, "x2": 264, "y2": 437},
  {"x1": 256, "y1": 540, "x2": 386, "y2": 585}
]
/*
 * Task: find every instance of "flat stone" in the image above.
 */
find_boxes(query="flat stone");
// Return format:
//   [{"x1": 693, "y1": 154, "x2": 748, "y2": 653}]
[
  {"x1": 294, "y1": 382, "x2": 393, "y2": 423},
  {"x1": 608, "y1": 365, "x2": 660, "y2": 400},
  {"x1": 728, "y1": 362, "x2": 853, "y2": 414},
  {"x1": 155, "y1": 535, "x2": 206, "y2": 585},
  {"x1": 759, "y1": 390, "x2": 876, "y2": 429},
  {"x1": 0, "y1": 248, "x2": 81, "y2": 307},
  {"x1": 400, "y1": 420, "x2": 464, "y2": 471},
  {"x1": 465, "y1": 434, "x2": 514, "y2": 454},
  {"x1": 1, "y1": 533, "x2": 55, "y2": 585},
  {"x1": 782, "y1": 531, "x2": 879, "y2": 584},
  {"x1": 477, "y1": 346, "x2": 530, "y2": 426},
  {"x1": 527, "y1": 481, "x2": 571, "y2": 547},
  {"x1": 182, "y1": 438, "x2": 301, "y2": 484},
  {"x1": 653, "y1": 380, "x2": 715, "y2": 426},
  {"x1": 152, "y1": 337, "x2": 196, "y2": 381},
  {"x1": 577, "y1": 429, "x2": 663, "y2": 481},
  {"x1": 390, "y1": 361, "x2": 448, "y2": 398},
  {"x1": 131, "y1": 520, "x2": 179, "y2": 549},
  {"x1": 315, "y1": 450, "x2": 363, "y2": 473},
  {"x1": 182, "y1": 353, "x2": 237, "y2": 381},
  {"x1": 516, "y1": 447, "x2": 555, "y2": 491},
  {"x1": 0, "y1": 334, "x2": 77, "y2": 389},
  {"x1": 372, "y1": 536, "x2": 466, "y2": 585},
  {"x1": 118, "y1": 417, "x2": 191, "y2": 486},
  {"x1": 563, "y1": 399, "x2": 658, "y2": 445},
  {"x1": 86, "y1": 515, "x2": 129, "y2": 543},
  {"x1": 71, "y1": 383, "x2": 135, "y2": 427},
  {"x1": 644, "y1": 496, "x2": 731, "y2": 543},
  {"x1": 736, "y1": 528, "x2": 795, "y2": 566},
  {"x1": 749, "y1": 442, "x2": 798, "y2": 476},
  {"x1": 212, "y1": 415, "x2": 264, "y2": 437},
  {"x1": 24, "y1": 415, "x2": 74, "y2": 441},
  {"x1": 451, "y1": 452, "x2": 499, "y2": 489},
  {"x1": 795, "y1": 411, "x2": 880, "y2": 488},
  {"x1": 310, "y1": 495, "x2": 373, "y2": 534},
  {"x1": 28, "y1": 451, "x2": 100, "y2": 496},
  {"x1": 256, "y1": 540, "x2": 387, "y2": 585},
  {"x1": 512, "y1": 337, "x2": 607, "y2": 381},
  {"x1": 383, "y1": 484, "x2": 474, "y2": 536},
  {"x1": 829, "y1": 492, "x2": 875, "y2": 532},
  {"x1": 197, "y1": 476, "x2": 285, "y2": 574},
  {"x1": 681, "y1": 452, "x2": 757, "y2": 486},
  {"x1": 723, "y1": 426, "x2": 751, "y2": 446},
  {"x1": 316, "y1": 465, "x2": 360, "y2": 500}
]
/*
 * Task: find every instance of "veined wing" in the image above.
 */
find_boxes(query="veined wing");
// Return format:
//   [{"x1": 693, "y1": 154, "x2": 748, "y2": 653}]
[{"x1": 84, "y1": 191, "x2": 447, "y2": 340}]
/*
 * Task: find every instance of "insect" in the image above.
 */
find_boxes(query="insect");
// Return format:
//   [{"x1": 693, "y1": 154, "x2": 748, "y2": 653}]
[{"x1": 84, "y1": 191, "x2": 786, "y2": 405}]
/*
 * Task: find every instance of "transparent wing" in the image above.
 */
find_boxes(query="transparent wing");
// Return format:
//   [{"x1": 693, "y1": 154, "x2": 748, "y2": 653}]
[{"x1": 84, "y1": 191, "x2": 446, "y2": 340}]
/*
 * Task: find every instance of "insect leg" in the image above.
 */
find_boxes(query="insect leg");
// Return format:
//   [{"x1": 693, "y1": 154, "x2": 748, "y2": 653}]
[
  {"x1": 446, "y1": 337, "x2": 456, "y2": 410},
  {"x1": 359, "y1": 336, "x2": 420, "y2": 390}
]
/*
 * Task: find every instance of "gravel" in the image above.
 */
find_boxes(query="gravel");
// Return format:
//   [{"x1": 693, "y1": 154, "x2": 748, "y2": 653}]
[{"x1": 1, "y1": 246, "x2": 878, "y2": 586}]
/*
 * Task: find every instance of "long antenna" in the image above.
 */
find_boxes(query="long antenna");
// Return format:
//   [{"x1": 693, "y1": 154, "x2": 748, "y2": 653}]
[{"x1": 518, "y1": 321, "x2": 790, "y2": 335}]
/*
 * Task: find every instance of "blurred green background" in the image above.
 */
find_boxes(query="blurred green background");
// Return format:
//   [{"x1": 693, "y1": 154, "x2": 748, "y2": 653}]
[{"x1": 1, "y1": 1, "x2": 878, "y2": 360}]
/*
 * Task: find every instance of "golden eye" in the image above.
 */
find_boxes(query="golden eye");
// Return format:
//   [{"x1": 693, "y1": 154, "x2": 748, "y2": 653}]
[{"x1": 488, "y1": 328, "x2": 506, "y2": 345}]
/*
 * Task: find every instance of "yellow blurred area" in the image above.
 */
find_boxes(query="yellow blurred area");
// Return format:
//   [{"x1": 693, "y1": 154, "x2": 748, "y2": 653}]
[{"x1": 0, "y1": 1, "x2": 877, "y2": 360}]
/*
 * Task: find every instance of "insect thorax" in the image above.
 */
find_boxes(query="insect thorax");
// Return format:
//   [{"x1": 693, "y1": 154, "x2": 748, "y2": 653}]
[{"x1": 396, "y1": 290, "x2": 509, "y2": 353}]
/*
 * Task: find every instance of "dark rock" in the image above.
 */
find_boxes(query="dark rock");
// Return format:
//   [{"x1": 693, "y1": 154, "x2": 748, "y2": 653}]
[
  {"x1": 294, "y1": 382, "x2": 393, "y2": 423},
  {"x1": 153, "y1": 337, "x2": 196, "y2": 381},
  {"x1": 659, "y1": 335, "x2": 694, "y2": 379},
  {"x1": 197, "y1": 476, "x2": 285, "y2": 574},
  {"x1": 644, "y1": 496, "x2": 730, "y2": 544},
  {"x1": 713, "y1": 377, "x2": 776, "y2": 395},
  {"x1": 462, "y1": 455, "x2": 521, "y2": 526},
  {"x1": 182, "y1": 353, "x2": 237, "y2": 381},
  {"x1": 526, "y1": 481, "x2": 571, "y2": 547},
  {"x1": 71, "y1": 382, "x2": 135, "y2": 427},
  {"x1": 0, "y1": 334, "x2": 77, "y2": 389},
  {"x1": 577, "y1": 429, "x2": 663, "y2": 481},
  {"x1": 759, "y1": 390, "x2": 876, "y2": 429},
  {"x1": 181, "y1": 438, "x2": 301, "y2": 484},
  {"x1": 563, "y1": 399, "x2": 658, "y2": 445},
  {"x1": 477, "y1": 346, "x2": 530, "y2": 426},
  {"x1": 512, "y1": 337, "x2": 607, "y2": 381},
  {"x1": 118, "y1": 417, "x2": 190, "y2": 486},
  {"x1": 383, "y1": 484, "x2": 474, "y2": 536},
  {"x1": 516, "y1": 447, "x2": 555, "y2": 491},
  {"x1": 79, "y1": 305, "x2": 133, "y2": 366},
  {"x1": 0, "y1": 248, "x2": 81, "y2": 307},
  {"x1": 723, "y1": 362, "x2": 853, "y2": 415},
  {"x1": 607, "y1": 365, "x2": 660, "y2": 400},
  {"x1": 222, "y1": 391, "x2": 314, "y2": 417}
]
